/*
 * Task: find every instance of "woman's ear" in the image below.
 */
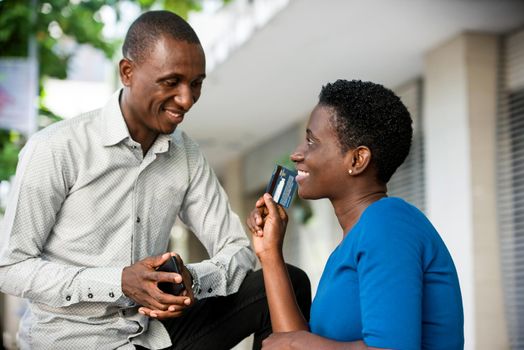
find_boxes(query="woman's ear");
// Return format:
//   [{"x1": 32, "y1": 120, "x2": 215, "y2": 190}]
[
  {"x1": 346, "y1": 146, "x2": 372, "y2": 176},
  {"x1": 119, "y1": 58, "x2": 133, "y2": 87}
]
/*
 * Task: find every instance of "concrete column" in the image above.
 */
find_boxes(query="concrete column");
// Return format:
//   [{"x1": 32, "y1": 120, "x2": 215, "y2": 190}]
[
  {"x1": 424, "y1": 32, "x2": 507, "y2": 350},
  {"x1": 221, "y1": 156, "x2": 246, "y2": 220}
]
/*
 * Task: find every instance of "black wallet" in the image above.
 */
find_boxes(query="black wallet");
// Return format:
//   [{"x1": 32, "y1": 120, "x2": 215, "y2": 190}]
[{"x1": 156, "y1": 256, "x2": 186, "y2": 295}]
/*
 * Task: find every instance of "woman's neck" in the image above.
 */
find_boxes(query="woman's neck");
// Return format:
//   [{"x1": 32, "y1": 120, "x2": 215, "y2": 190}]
[{"x1": 332, "y1": 187, "x2": 387, "y2": 237}]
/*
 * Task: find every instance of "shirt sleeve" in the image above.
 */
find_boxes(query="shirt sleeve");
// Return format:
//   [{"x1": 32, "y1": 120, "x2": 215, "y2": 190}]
[
  {"x1": 178, "y1": 145, "x2": 255, "y2": 299},
  {"x1": 356, "y1": 212, "x2": 423, "y2": 350},
  {"x1": 0, "y1": 137, "x2": 128, "y2": 307}
]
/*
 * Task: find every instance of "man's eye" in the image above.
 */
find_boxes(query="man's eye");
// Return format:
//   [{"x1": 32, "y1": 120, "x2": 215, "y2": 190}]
[
  {"x1": 163, "y1": 80, "x2": 178, "y2": 87},
  {"x1": 191, "y1": 80, "x2": 203, "y2": 88},
  {"x1": 306, "y1": 137, "x2": 314, "y2": 145}
]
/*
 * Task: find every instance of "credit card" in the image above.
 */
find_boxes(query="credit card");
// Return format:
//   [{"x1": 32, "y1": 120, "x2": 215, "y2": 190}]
[{"x1": 265, "y1": 165, "x2": 298, "y2": 208}]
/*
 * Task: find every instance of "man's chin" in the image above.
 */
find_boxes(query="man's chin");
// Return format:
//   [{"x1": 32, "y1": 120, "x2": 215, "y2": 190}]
[{"x1": 160, "y1": 123, "x2": 178, "y2": 135}]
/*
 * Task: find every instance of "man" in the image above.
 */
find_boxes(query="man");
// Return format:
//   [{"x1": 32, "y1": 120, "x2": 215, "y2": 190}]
[{"x1": 0, "y1": 11, "x2": 310, "y2": 350}]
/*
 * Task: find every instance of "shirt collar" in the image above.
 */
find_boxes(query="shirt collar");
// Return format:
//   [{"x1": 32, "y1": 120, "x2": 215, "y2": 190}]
[{"x1": 151, "y1": 133, "x2": 172, "y2": 154}]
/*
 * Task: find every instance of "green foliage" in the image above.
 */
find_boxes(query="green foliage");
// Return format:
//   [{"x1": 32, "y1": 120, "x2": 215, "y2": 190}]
[
  {"x1": 0, "y1": 1, "x2": 32, "y2": 57},
  {"x1": 0, "y1": 129, "x2": 24, "y2": 182},
  {"x1": 163, "y1": 0, "x2": 202, "y2": 19},
  {"x1": 1, "y1": 0, "x2": 119, "y2": 79}
]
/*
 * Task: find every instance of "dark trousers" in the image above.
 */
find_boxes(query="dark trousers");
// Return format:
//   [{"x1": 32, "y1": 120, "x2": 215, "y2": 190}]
[{"x1": 156, "y1": 264, "x2": 311, "y2": 350}]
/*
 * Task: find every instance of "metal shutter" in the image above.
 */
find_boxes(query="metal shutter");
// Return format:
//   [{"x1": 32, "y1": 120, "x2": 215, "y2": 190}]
[
  {"x1": 497, "y1": 28, "x2": 524, "y2": 349},
  {"x1": 388, "y1": 79, "x2": 426, "y2": 212}
]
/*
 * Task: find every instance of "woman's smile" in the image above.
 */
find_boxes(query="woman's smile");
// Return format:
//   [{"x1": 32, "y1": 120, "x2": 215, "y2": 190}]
[{"x1": 295, "y1": 169, "x2": 310, "y2": 183}]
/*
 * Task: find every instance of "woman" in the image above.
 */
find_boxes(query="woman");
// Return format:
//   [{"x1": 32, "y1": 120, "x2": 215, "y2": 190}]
[{"x1": 247, "y1": 80, "x2": 464, "y2": 350}]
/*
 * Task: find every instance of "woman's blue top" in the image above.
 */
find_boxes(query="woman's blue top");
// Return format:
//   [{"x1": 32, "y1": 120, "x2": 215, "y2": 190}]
[{"x1": 309, "y1": 197, "x2": 464, "y2": 350}]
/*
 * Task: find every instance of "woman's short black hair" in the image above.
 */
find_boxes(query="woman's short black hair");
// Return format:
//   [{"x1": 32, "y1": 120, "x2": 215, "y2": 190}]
[
  {"x1": 319, "y1": 79, "x2": 413, "y2": 184},
  {"x1": 122, "y1": 10, "x2": 201, "y2": 63}
]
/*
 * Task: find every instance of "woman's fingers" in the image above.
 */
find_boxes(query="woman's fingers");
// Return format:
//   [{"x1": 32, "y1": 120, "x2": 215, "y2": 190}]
[{"x1": 263, "y1": 194, "x2": 286, "y2": 221}]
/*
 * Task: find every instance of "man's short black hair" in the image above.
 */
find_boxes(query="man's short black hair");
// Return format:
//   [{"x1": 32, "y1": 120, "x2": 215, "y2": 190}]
[
  {"x1": 319, "y1": 79, "x2": 413, "y2": 184},
  {"x1": 122, "y1": 10, "x2": 201, "y2": 63}
]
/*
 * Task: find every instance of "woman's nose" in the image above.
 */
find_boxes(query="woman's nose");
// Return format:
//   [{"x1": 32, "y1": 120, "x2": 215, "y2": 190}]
[{"x1": 290, "y1": 150, "x2": 304, "y2": 163}]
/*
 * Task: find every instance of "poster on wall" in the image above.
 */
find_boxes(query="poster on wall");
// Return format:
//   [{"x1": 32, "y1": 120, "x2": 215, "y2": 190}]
[{"x1": 0, "y1": 58, "x2": 38, "y2": 136}]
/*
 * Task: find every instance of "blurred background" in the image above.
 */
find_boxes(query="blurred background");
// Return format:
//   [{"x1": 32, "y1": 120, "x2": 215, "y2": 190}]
[{"x1": 1, "y1": 0, "x2": 524, "y2": 349}]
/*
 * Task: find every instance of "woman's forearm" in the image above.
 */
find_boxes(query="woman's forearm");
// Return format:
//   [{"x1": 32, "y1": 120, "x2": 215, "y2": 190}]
[
  {"x1": 262, "y1": 330, "x2": 376, "y2": 350},
  {"x1": 259, "y1": 251, "x2": 309, "y2": 332}
]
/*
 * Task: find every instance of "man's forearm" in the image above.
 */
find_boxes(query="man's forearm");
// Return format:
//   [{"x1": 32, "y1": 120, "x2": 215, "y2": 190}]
[{"x1": 0, "y1": 259, "x2": 126, "y2": 307}]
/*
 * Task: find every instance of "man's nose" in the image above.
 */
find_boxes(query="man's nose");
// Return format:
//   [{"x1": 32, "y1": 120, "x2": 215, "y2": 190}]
[{"x1": 174, "y1": 85, "x2": 194, "y2": 112}]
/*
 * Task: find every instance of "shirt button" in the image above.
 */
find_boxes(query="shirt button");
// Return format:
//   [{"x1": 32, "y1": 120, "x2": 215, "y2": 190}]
[
  {"x1": 66, "y1": 295, "x2": 71, "y2": 301},
  {"x1": 109, "y1": 292, "x2": 115, "y2": 298},
  {"x1": 207, "y1": 287, "x2": 213, "y2": 293},
  {"x1": 88, "y1": 293, "x2": 93, "y2": 299},
  {"x1": 136, "y1": 216, "x2": 141, "y2": 223}
]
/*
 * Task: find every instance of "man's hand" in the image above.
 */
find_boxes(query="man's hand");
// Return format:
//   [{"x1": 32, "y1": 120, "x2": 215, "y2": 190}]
[{"x1": 121, "y1": 252, "x2": 194, "y2": 320}]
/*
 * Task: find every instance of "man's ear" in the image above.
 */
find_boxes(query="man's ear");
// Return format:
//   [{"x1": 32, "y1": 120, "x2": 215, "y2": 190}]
[
  {"x1": 119, "y1": 58, "x2": 133, "y2": 87},
  {"x1": 345, "y1": 146, "x2": 372, "y2": 176}
]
